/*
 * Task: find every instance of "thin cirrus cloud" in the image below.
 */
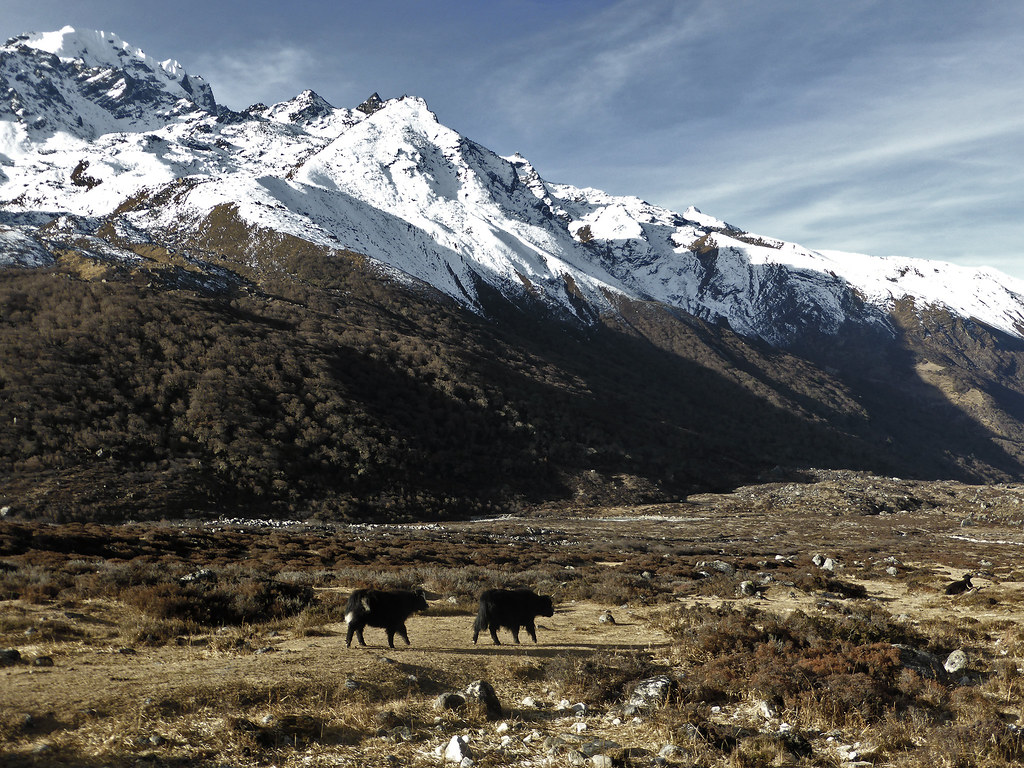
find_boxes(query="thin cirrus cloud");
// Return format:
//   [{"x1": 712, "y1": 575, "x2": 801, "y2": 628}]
[
  {"x1": 190, "y1": 45, "x2": 322, "y2": 110},
  {"x1": 472, "y1": 0, "x2": 1024, "y2": 277},
  {"x1": 1, "y1": 0, "x2": 1021, "y2": 277}
]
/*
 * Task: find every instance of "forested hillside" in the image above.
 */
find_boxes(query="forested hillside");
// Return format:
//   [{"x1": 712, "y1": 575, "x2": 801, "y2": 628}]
[{"x1": 3, "y1": 227, "x2": 1017, "y2": 523}]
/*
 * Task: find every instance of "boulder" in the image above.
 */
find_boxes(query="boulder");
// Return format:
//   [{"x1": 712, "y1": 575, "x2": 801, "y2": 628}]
[
  {"x1": 894, "y1": 644, "x2": 948, "y2": 682},
  {"x1": 443, "y1": 735, "x2": 470, "y2": 763},
  {"x1": 435, "y1": 692, "x2": 467, "y2": 711},
  {"x1": 626, "y1": 675, "x2": 674, "y2": 711},
  {"x1": 944, "y1": 649, "x2": 970, "y2": 675},
  {"x1": 464, "y1": 680, "x2": 502, "y2": 720}
]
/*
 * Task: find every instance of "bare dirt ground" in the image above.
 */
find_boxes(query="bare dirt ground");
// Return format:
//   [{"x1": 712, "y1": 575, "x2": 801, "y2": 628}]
[{"x1": 4, "y1": 471, "x2": 1024, "y2": 766}]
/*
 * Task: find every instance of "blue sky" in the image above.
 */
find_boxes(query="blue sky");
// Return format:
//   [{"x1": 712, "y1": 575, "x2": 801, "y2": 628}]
[{"x1": 4, "y1": 1, "x2": 1023, "y2": 277}]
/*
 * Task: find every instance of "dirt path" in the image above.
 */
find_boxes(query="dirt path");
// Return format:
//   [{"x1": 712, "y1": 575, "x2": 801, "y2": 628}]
[{"x1": 1, "y1": 600, "x2": 672, "y2": 720}]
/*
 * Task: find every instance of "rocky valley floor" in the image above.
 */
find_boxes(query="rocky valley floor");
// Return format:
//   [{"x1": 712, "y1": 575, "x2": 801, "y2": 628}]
[{"x1": 3, "y1": 471, "x2": 1024, "y2": 767}]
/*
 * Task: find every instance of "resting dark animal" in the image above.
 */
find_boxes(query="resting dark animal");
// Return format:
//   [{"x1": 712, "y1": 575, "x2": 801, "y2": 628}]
[
  {"x1": 345, "y1": 588, "x2": 428, "y2": 648},
  {"x1": 472, "y1": 588, "x2": 554, "y2": 645},
  {"x1": 945, "y1": 573, "x2": 974, "y2": 596}
]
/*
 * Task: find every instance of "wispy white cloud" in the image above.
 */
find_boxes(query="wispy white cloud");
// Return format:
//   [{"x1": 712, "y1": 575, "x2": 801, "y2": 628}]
[
  {"x1": 470, "y1": 0, "x2": 1024, "y2": 275},
  {"x1": 191, "y1": 44, "x2": 320, "y2": 109},
  {"x1": 3, "y1": 0, "x2": 1021, "y2": 276}
]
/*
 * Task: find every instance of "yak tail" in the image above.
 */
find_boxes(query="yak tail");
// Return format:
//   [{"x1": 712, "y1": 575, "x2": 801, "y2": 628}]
[
  {"x1": 344, "y1": 589, "x2": 371, "y2": 623},
  {"x1": 472, "y1": 604, "x2": 489, "y2": 633}
]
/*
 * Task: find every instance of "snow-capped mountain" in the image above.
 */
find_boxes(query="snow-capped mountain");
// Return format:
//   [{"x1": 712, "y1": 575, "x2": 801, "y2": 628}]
[
  {"x1": 8, "y1": 27, "x2": 1024, "y2": 520},
  {"x1": 4, "y1": 27, "x2": 1023, "y2": 350}
]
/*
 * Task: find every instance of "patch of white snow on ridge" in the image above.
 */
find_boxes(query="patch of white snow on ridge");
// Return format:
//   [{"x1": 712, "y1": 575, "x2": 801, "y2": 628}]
[
  {"x1": 817, "y1": 249, "x2": 1024, "y2": 337},
  {"x1": 574, "y1": 204, "x2": 644, "y2": 240},
  {"x1": 683, "y1": 206, "x2": 728, "y2": 230},
  {"x1": 21, "y1": 26, "x2": 186, "y2": 81},
  {"x1": 0, "y1": 228, "x2": 54, "y2": 267}
]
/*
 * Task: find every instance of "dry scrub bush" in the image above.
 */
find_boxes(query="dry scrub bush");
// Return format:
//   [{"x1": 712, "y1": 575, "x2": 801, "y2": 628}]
[
  {"x1": 535, "y1": 650, "x2": 663, "y2": 704},
  {"x1": 664, "y1": 604, "x2": 932, "y2": 727}
]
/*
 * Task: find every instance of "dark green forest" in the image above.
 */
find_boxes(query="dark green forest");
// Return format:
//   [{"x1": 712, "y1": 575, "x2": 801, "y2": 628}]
[{"x1": 1, "y1": 225, "x2": 1019, "y2": 522}]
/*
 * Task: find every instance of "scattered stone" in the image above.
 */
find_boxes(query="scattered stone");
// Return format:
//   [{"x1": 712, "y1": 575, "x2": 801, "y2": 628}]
[
  {"x1": 821, "y1": 557, "x2": 839, "y2": 572},
  {"x1": 464, "y1": 680, "x2": 502, "y2": 720},
  {"x1": 598, "y1": 610, "x2": 616, "y2": 624},
  {"x1": 116, "y1": 647, "x2": 136, "y2": 655},
  {"x1": 179, "y1": 568, "x2": 216, "y2": 584},
  {"x1": 886, "y1": 566, "x2": 899, "y2": 577},
  {"x1": 0, "y1": 648, "x2": 22, "y2": 666},
  {"x1": 738, "y1": 580, "x2": 769, "y2": 598},
  {"x1": 812, "y1": 554, "x2": 825, "y2": 567},
  {"x1": 254, "y1": 646, "x2": 276, "y2": 655},
  {"x1": 945, "y1": 649, "x2": 970, "y2": 675},
  {"x1": 149, "y1": 734, "x2": 165, "y2": 747},
  {"x1": 435, "y1": 692, "x2": 467, "y2": 711},
  {"x1": 31, "y1": 655, "x2": 54, "y2": 667},
  {"x1": 444, "y1": 735, "x2": 471, "y2": 763},
  {"x1": 697, "y1": 559, "x2": 735, "y2": 576},
  {"x1": 626, "y1": 675, "x2": 674, "y2": 712},
  {"x1": 581, "y1": 737, "x2": 622, "y2": 757},
  {"x1": 521, "y1": 695, "x2": 539, "y2": 709},
  {"x1": 659, "y1": 744, "x2": 679, "y2": 758},
  {"x1": 386, "y1": 726, "x2": 413, "y2": 742},
  {"x1": 544, "y1": 734, "x2": 577, "y2": 753},
  {"x1": 344, "y1": 678, "x2": 360, "y2": 690},
  {"x1": 894, "y1": 644, "x2": 948, "y2": 682},
  {"x1": 375, "y1": 709, "x2": 403, "y2": 729},
  {"x1": 496, "y1": 722, "x2": 509, "y2": 734},
  {"x1": 591, "y1": 755, "x2": 614, "y2": 768}
]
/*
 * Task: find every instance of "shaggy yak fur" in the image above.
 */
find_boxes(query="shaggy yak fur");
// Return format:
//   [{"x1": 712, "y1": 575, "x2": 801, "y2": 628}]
[
  {"x1": 345, "y1": 588, "x2": 429, "y2": 648},
  {"x1": 472, "y1": 588, "x2": 554, "y2": 645}
]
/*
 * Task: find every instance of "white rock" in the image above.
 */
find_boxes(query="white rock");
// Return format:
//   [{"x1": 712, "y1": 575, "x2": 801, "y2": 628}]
[
  {"x1": 444, "y1": 735, "x2": 470, "y2": 763},
  {"x1": 944, "y1": 649, "x2": 969, "y2": 674}
]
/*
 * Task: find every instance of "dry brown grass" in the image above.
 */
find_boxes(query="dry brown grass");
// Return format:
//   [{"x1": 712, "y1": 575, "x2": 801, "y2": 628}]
[{"x1": 4, "y1": 479, "x2": 1024, "y2": 766}]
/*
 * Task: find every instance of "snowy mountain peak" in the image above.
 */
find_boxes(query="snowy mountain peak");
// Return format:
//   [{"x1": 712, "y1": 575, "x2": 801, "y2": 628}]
[
  {"x1": 2, "y1": 28, "x2": 1024, "y2": 347},
  {"x1": 357, "y1": 92, "x2": 386, "y2": 115},
  {"x1": 0, "y1": 26, "x2": 215, "y2": 141},
  {"x1": 18, "y1": 26, "x2": 180, "y2": 78}
]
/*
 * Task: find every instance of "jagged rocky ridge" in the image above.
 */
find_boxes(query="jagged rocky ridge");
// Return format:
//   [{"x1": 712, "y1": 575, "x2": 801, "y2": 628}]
[{"x1": 3, "y1": 27, "x2": 1024, "y2": 520}]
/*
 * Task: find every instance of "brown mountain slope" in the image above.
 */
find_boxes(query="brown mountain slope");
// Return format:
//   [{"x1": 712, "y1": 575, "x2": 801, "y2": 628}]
[{"x1": 1, "y1": 215, "x2": 1023, "y2": 522}]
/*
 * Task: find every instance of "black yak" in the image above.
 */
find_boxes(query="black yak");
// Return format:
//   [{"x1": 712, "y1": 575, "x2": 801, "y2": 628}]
[
  {"x1": 945, "y1": 573, "x2": 974, "y2": 596},
  {"x1": 345, "y1": 588, "x2": 429, "y2": 648},
  {"x1": 472, "y1": 588, "x2": 554, "y2": 645}
]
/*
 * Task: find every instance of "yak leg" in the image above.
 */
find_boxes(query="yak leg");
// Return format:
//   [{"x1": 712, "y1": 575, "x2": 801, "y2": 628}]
[
  {"x1": 525, "y1": 620, "x2": 538, "y2": 643},
  {"x1": 397, "y1": 624, "x2": 411, "y2": 645},
  {"x1": 346, "y1": 622, "x2": 366, "y2": 647},
  {"x1": 510, "y1": 625, "x2": 521, "y2": 644},
  {"x1": 489, "y1": 625, "x2": 502, "y2": 645}
]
